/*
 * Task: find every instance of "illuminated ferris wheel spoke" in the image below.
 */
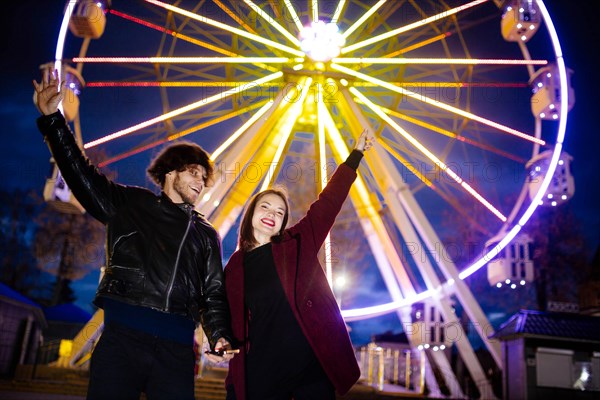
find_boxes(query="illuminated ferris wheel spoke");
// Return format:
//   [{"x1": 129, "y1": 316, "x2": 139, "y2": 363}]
[
  {"x1": 311, "y1": 0, "x2": 319, "y2": 22},
  {"x1": 198, "y1": 102, "x2": 293, "y2": 220},
  {"x1": 320, "y1": 105, "x2": 416, "y2": 298},
  {"x1": 210, "y1": 102, "x2": 275, "y2": 161},
  {"x1": 376, "y1": 139, "x2": 435, "y2": 189},
  {"x1": 376, "y1": 105, "x2": 528, "y2": 163},
  {"x1": 242, "y1": 0, "x2": 300, "y2": 46},
  {"x1": 108, "y1": 9, "x2": 240, "y2": 57},
  {"x1": 97, "y1": 101, "x2": 269, "y2": 168},
  {"x1": 83, "y1": 71, "x2": 283, "y2": 149},
  {"x1": 144, "y1": 0, "x2": 305, "y2": 57},
  {"x1": 341, "y1": 0, "x2": 387, "y2": 40},
  {"x1": 283, "y1": 0, "x2": 303, "y2": 31},
  {"x1": 378, "y1": 136, "x2": 503, "y2": 235},
  {"x1": 207, "y1": 87, "x2": 314, "y2": 235},
  {"x1": 331, "y1": 0, "x2": 347, "y2": 24},
  {"x1": 71, "y1": 57, "x2": 297, "y2": 64},
  {"x1": 212, "y1": 0, "x2": 258, "y2": 34},
  {"x1": 383, "y1": 33, "x2": 451, "y2": 58},
  {"x1": 349, "y1": 86, "x2": 507, "y2": 222},
  {"x1": 260, "y1": 79, "x2": 312, "y2": 190},
  {"x1": 333, "y1": 57, "x2": 547, "y2": 66},
  {"x1": 331, "y1": 63, "x2": 545, "y2": 146},
  {"x1": 353, "y1": 81, "x2": 528, "y2": 88},
  {"x1": 85, "y1": 81, "x2": 284, "y2": 88},
  {"x1": 341, "y1": 0, "x2": 489, "y2": 54}
]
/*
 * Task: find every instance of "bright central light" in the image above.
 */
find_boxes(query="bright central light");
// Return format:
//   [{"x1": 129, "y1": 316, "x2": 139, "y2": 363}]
[{"x1": 299, "y1": 21, "x2": 345, "y2": 62}]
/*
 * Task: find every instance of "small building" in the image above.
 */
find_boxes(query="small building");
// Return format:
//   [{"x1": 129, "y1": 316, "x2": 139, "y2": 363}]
[
  {"x1": 0, "y1": 283, "x2": 46, "y2": 377},
  {"x1": 491, "y1": 310, "x2": 600, "y2": 399}
]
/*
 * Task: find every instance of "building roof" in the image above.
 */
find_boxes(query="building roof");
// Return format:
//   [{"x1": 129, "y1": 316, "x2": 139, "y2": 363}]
[
  {"x1": 0, "y1": 282, "x2": 41, "y2": 308},
  {"x1": 43, "y1": 303, "x2": 92, "y2": 324},
  {"x1": 0, "y1": 282, "x2": 47, "y2": 327},
  {"x1": 491, "y1": 309, "x2": 600, "y2": 343}
]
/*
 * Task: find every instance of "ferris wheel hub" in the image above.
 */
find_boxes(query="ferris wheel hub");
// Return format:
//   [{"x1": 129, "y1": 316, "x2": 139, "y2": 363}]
[{"x1": 299, "y1": 21, "x2": 345, "y2": 62}]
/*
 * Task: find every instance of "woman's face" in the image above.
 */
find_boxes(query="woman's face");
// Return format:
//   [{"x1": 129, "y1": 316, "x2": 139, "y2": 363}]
[{"x1": 251, "y1": 193, "x2": 287, "y2": 241}]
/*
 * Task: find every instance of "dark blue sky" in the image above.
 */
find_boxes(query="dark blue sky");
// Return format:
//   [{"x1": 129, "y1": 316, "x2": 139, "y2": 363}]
[{"x1": 1, "y1": 1, "x2": 599, "y2": 342}]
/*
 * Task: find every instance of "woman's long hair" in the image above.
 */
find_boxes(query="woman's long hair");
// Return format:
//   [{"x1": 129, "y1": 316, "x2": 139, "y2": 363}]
[{"x1": 238, "y1": 187, "x2": 290, "y2": 252}]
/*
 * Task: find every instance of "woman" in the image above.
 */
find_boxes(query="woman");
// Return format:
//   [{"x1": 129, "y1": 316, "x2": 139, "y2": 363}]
[{"x1": 223, "y1": 130, "x2": 373, "y2": 400}]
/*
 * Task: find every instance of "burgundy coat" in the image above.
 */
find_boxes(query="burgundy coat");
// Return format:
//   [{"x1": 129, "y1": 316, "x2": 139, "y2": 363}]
[{"x1": 224, "y1": 163, "x2": 361, "y2": 399}]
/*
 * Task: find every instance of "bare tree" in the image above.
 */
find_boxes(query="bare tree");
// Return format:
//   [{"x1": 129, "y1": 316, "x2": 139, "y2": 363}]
[{"x1": 33, "y1": 149, "x2": 114, "y2": 306}]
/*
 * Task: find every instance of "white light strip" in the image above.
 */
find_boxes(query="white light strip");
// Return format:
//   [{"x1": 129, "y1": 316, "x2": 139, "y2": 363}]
[
  {"x1": 55, "y1": 0, "x2": 78, "y2": 113},
  {"x1": 342, "y1": 289, "x2": 433, "y2": 320},
  {"x1": 312, "y1": 0, "x2": 319, "y2": 22},
  {"x1": 211, "y1": 102, "x2": 274, "y2": 161},
  {"x1": 243, "y1": 0, "x2": 301, "y2": 46},
  {"x1": 331, "y1": 63, "x2": 545, "y2": 145},
  {"x1": 333, "y1": 57, "x2": 548, "y2": 66},
  {"x1": 72, "y1": 57, "x2": 295, "y2": 64},
  {"x1": 331, "y1": 0, "x2": 346, "y2": 24},
  {"x1": 350, "y1": 87, "x2": 507, "y2": 221},
  {"x1": 283, "y1": 0, "x2": 303, "y2": 31},
  {"x1": 260, "y1": 78, "x2": 313, "y2": 191},
  {"x1": 144, "y1": 0, "x2": 305, "y2": 57},
  {"x1": 84, "y1": 72, "x2": 283, "y2": 148},
  {"x1": 342, "y1": 0, "x2": 386, "y2": 39},
  {"x1": 342, "y1": 0, "x2": 488, "y2": 54},
  {"x1": 317, "y1": 96, "x2": 333, "y2": 287}
]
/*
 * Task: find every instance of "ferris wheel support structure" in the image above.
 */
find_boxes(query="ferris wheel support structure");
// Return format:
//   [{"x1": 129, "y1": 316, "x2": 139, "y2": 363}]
[{"x1": 339, "y1": 89, "x2": 497, "y2": 397}]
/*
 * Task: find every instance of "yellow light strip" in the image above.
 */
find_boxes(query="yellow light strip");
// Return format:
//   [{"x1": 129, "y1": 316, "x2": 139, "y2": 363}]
[
  {"x1": 321, "y1": 105, "x2": 378, "y2": 218},
  {"x1": 72, "y1": 57, "x2": 294, "y2": 63},
  {"x1": 331, "y1": 0, "x2": 346, "y2": 24},
  {"x1": 243, "y1": 0, "x2": 301, "y2": 46},
  {"x1": 168, "y1": 101, "x2": 268, "y2": 141},
  {"x1": 283, "y1": 0, "x2": 303, "y2": 31},
  {"x1": 312, "y1": 0, "x2": 319, "y2": 22},
  {"x1": 378, "y1": 140, "x2": 435, "y2": 188},
  {"x1": 144, "y1": 0, "x2": 306, "y2": 57},
  {"x1": 330, "y1": 63, "x2": 545, "y2": 145},
  {"x1": 213, "y1": 0, "x2": 257, "y2": 34},
  {"x1": 341, "y1": 0, "x2": 386, "y2": 39},
  {"x1": 383, "y1": 33, "x2": 449, "y2": 58},
  {"x1": 349, "y1": 86, "x2": 507, "y2": 222},
  {"x1": 84, "y1": 71, "x2": 283, "y2": 149},
  {"x1": 260, "y1": 78, "x2": 313, "y2": 190},
  {"x1": 317, "y1": 94, "x2": 334, "y2": 287},
  {"x1": 342, "y1": 0, "x2": 489, "y2": 54},
  {"x1": 211, "y1": 102, "x2": 274, "y2": 161},
  {"x1": 333, "y1": 57, "x2": 548, "y2": 66},
  {"x1": 368, "y1": 102, "x2": 526, "y2": 163}
]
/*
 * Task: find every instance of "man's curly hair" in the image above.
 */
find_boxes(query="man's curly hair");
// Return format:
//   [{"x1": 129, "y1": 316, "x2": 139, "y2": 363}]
[{"x1": 147, "y1": 142, "x2": 214, "y2": 187}]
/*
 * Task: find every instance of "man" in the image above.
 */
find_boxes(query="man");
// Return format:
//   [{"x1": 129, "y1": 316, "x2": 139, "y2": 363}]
[{"x1": 33, "y1": 66, "x2": 234, "y2": 400}]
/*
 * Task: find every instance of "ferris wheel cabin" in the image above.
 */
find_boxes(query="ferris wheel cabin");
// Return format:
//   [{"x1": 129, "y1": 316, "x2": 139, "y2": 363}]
[
  {"x1": 501, "y1": 0, "x2": 541, "y2": 43},
  {"x1": 529, "y1": 64, "x2": 575, "y2": 121},
  {"x1": 526, "y1": 150, "x2": 575, "y2": 207},
  {"x1": 486, "y1": 234, "x2": 535, "y2": 289},
  {"x1": 68, "y1": 0, "x2": 110, "y2": 39}
]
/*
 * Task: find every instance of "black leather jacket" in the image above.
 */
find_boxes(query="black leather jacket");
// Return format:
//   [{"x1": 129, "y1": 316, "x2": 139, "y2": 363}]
[{"x1": 37, "y1": 111, "x2": 231, "y2": 347}]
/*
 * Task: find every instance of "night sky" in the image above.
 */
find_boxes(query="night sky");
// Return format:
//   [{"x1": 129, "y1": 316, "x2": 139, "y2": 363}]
[{"x1": 1, "y1": 1, "x2": 599, "y2": 343}]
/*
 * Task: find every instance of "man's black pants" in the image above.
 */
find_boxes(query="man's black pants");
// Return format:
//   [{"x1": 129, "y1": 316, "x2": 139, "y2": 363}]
[{"x1": 87, "y1": 322, "x2": 196, "y2": 400}]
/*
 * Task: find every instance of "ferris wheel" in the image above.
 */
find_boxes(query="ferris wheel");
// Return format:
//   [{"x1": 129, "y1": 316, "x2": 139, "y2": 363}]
[{"x1": 48, "y1": 0, "x2": 572, "y2": 397}]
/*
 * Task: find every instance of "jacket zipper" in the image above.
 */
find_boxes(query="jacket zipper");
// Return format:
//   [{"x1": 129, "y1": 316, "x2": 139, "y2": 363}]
[{"x1": 164, "y1": 215, "x2": 193, "y2": 310}]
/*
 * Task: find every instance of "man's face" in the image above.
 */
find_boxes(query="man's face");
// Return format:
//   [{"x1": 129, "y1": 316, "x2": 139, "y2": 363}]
[{"x1": 170, "y1": 164, "x2": 207, "y2": 204}]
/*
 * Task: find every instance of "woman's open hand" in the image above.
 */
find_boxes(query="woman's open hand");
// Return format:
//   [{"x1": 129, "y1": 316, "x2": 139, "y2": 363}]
[{"x1": 32, "y1": 66, "x2": 65, "y2": 116}]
